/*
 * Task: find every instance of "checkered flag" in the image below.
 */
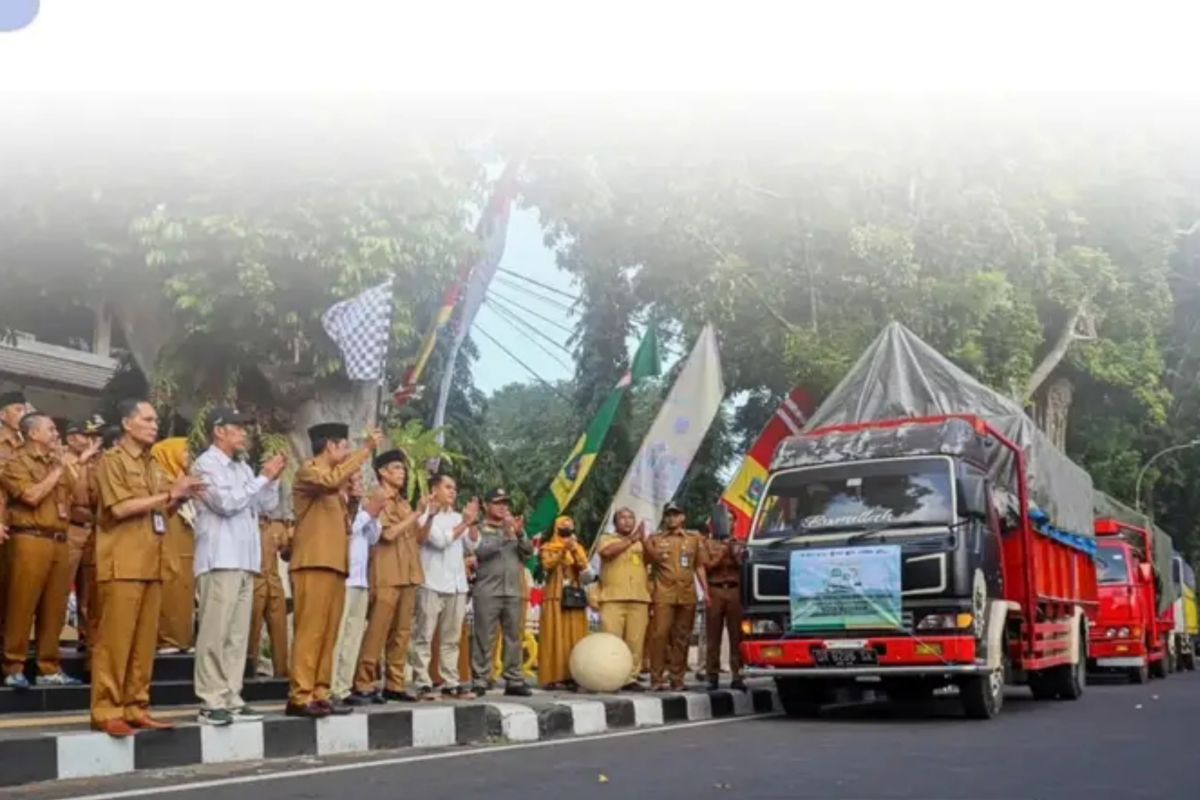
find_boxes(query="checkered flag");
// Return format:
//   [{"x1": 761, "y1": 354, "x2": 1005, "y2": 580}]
[{"x1": 321, "y1": 278, "x2": 394, "y2": 381}]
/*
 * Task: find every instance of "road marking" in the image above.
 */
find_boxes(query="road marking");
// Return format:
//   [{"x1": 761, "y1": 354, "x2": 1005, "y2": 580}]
[{"x1": 59, "y1": 713, "x2": 780, "y2": 800}]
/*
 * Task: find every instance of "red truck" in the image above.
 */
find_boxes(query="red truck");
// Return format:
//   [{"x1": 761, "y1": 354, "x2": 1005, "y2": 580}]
[
  {"x1": 1090, "y1": 495, "x2": 1178, "y2": 682},
  {"x1": 738, "y1": 324, "x2": 1099, "y2": 720}
]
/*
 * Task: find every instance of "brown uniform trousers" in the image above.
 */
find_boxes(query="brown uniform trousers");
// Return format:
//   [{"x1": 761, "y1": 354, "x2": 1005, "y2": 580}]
[
  {"x1": 354, "y1": 495, "x2": 422, "y2": 694},
  {"x1": 248, "y1": 519, "x2": 290, "y2": 677},
  {"x1": 1, "y1": 446, "x2": 78, "y2": 677},
  {"x1": 703, "y1": 540, "x2": 744, "y2": 680},
  {"x1": 90, "y1": 441, "x2": 168, "y2": 725},
  {"x1": 646, "y1": 530, "x2": 705, "y2": 688},
  {"x1": 288, "y1": 448, "x2": 369, "y2": 707},
  {"x1": 0, "y1": 426, "x2": 24, "y2": 655},
  {"x1": 157, "y1": 512, "x2": 195, "y2": 651},
  {"x1": 596, "y1": 533, "x2": 652, "y2": 684}
]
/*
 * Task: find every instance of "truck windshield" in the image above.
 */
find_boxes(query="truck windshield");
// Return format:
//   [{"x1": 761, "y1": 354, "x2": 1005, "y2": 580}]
[
  {"x1": 751, "y1": 457, "x2": 954, "y2": 540},
  {"x1": 1095, "y1": 544, "x2": 1131, "y2": 585}
]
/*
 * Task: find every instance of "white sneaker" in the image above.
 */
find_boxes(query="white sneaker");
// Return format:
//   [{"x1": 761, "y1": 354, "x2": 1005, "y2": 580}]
[
  {"x1": 231, "y1": 706, "x2": 264, "y2": 722},
  {"x1": 157, "y1": 647, "x2": 182, "y2": 655},
  {"x1": 36, "y1": 672, "x2": 81, "y2": 686}
]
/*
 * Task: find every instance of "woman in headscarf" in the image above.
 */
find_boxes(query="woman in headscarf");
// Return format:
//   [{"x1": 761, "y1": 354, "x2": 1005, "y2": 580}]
[
  {"x1": 151, "y1": 437, "x2": 196, "y2": 654},
  {"x1": 538, "y1": 516, "x2": 591, "y2": 690}
]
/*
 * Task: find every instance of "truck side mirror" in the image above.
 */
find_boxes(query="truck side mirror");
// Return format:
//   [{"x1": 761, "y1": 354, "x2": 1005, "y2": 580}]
[
  {"x1": 1139, "y1": 562, "x2": 1153, "y2": 582},
  {"x1": 710, "y1": 503, "x2": 733, "y2": 541}
]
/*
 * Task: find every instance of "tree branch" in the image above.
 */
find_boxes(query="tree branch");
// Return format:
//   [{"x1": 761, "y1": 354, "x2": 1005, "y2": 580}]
[{"x1": 1023, "y1": 304, "x2": 1094, "y2": 401}]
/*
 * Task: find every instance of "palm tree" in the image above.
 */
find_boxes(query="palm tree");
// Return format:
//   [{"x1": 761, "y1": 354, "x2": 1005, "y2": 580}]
[{"x1": 389, "y1": 419, "x2": 466, "y2": 502}]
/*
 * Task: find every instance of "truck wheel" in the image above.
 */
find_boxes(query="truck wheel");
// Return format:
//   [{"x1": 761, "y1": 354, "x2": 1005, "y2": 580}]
[
  {"x1": 775, "y1": 679, "x2": 828, "y2": 718},
  {"x1": 960, "y1": 665, "x2": 1004, "y2": 720},
  {"x1": 1129, "y1": 663, "x2": 1149, "y2": 684},
  {"x1": 1051, "y1": 652, "x2": 1086, "y2": 701},
  {"x1": 1150, "y1": 655, "x2": 1168, "y2": 679},
  {"x1": 1027, "y1": 672, "x2": 1056, "y2": 701}
]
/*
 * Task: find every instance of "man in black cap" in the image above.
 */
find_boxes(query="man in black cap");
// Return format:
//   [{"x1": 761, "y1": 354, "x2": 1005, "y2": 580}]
[
  {"x1": 470, "y1": 488, "x2": 534, "y2": 697},
  {"x1": 63, "y1": 416, "x2": 106, "y2": 653},
  {"x1": 644, "y1": 501, "x2": 707, "y2": 691},
  {"x1": 0, "y1": 390, "x2": 32, "y2": 649}
]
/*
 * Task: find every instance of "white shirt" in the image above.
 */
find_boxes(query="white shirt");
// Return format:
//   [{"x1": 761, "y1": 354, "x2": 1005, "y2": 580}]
[
  {"x1": 419, "y1": 510, "x2": 476, "y2": 594},
  {"x1": 348, "y1": 509, "x2": 383, "y2": 589},
  {"x1": 191, "y1": 446, "x2": 280, "y2": 576}
]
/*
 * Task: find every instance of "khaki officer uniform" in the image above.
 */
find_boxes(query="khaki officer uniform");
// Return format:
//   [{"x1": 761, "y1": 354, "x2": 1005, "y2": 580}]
[
  {"x1": 248, "y1": 518, "x2": 291, "y2": 677},
  {"x1": 90, "y1": 441, "x2": 169, "y2": 725},
  {"x1": 66, "y1": 459, "x2": 98, "y2": 651},
  {"x1": 156, "y1": 510, "x2": 195, "y2": 651},
  {"x1": 646, "y1": 528, "x2": 705, "y2": 689},
  {"x1": 354, "y1": 494, "x2": 422, "y2": 695},
  {"x1": 0, "y1": 424, "x2": 23, "y2": 652},
  {"x1": 597, "y1": 532, "x2": 652, "y2": 684},
  {"x1": 702, "y1": 539, "x2": 744, "y2": 684},
  {"x1": 0, "y1": 446, "x2": 78, "y2": 678},
  {"x1": 289, "y1": 447, "x2": 370, "y2": 708}
]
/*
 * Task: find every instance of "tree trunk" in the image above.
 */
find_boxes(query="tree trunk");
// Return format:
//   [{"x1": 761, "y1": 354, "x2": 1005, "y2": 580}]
[
  {"x1": 1036, "y1": 377, "x2": 1074, "y2": 451},
  {"x1": 1024, "y1": 305, "x2": 1094, "y2": 402}
]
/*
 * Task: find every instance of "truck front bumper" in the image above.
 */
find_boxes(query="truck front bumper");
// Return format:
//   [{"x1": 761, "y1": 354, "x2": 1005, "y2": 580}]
[
  {"x1": 1088, "y1": 639, "x2": 1146, "y2": 663},
  {"x1": 742, "y1": 635, "x2": 982, "y2": 679}
]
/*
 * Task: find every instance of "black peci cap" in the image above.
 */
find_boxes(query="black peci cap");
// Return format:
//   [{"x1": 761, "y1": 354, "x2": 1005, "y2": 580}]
[
  {"x1": 485, "y1": 488, "x2": 512, "y2": 504},
  {"x1": 0, "y1": 390, "x2": 27, "y2": 409},
  {"x1": 64, "y1": 420, "x2": 85, "y2": 436},
  {"x1": 662, "y1": 501, "x2": 685, "y2": 516},
  {"x1": 373, "y1": 449, "x2": 408, "y2": 473}
]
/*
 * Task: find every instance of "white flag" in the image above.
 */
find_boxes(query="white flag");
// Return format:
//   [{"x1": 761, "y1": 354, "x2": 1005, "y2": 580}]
[
  {"x1": 602, "y1": 324, "x2": 725, "y2": 533},
  {"x1": 321, "y1": 278, "x2": 394, "y2": 381}
]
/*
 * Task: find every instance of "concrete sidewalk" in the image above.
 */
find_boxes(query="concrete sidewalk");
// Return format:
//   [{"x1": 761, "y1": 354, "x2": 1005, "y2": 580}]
[{"x1": 0, "y1": 686, "x2": 780, "y2": 789}]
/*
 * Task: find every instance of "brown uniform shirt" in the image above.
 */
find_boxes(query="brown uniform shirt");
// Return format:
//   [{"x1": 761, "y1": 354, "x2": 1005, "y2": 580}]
[
  {"x1": 596, "y1": 533, "x2": 652, "y2": 603},
  {"x1": 0, "y1": 426, "x2": 22, "y2": 523},
  {"x1": 370, "y1": 495, "x2": 424, "y2": 588},
  {"x1": 0, "y1": 446, "x2": 76, "y2": 532},
  {"x1": 646, "y1": 529, "x2": 705, "y2": 605},
  {"x1": 702, "y1": 540, "x2": 743, "y2": 586},
  {"x1": 290, "y1": 448, "x2": 371, "y2": 574},
  {"x1": 94, "y1": 441, "x2": 168, "y2": 582},
  {"x1": 259, "y1": 519, "x2": 290, "y2": 579}
]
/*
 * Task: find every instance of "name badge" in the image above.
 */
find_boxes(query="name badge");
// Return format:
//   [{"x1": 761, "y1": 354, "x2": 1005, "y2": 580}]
[
  {"x1": 680, "y1": 554, "x2": 690, "y2": 568},
  {"x1": 152, "y1": 511, "x2": 167, "y2": 535}
]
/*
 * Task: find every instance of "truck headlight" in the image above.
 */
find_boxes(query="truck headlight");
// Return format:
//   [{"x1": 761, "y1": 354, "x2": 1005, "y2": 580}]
[
  {"x1": 741, "y1": 618, "x2": 782, "y2": 636},
  {"x1": 916, "y1": 613, "x2": 974, "y2": 631}
]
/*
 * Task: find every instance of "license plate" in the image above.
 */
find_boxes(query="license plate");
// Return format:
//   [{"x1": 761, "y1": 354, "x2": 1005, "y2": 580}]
[{"x1": 813, "y1": 647, "x2": 878, "y2": 667}]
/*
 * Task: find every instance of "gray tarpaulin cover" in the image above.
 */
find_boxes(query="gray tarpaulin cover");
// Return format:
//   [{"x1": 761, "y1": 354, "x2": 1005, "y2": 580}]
[
  {"x1": 775, "y1": 322, "x2": 1095, "y2": 538},
  {"x1": 1093, "y1": 492, "x2": 1179, "y2": 613}
]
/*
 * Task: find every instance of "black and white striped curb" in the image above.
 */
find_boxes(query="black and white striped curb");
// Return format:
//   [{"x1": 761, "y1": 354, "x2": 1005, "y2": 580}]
[{"x1": 0, "y1": 688, "x2": 780, "y2": 788}]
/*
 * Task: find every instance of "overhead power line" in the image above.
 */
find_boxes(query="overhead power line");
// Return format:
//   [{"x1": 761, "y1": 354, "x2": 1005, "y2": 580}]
[
  {"x1": 484, "y1": 299, "x2": 574, "y2": 372},
  {"x1": 493, "y1": 274, "x2": 578, "y2": 313},
  {"x1": 488, "y1": 288, "x2": 576, "y2": 336},
  {"x1": 474, "y1": 324, "x2": 573, "y2": 404},
  {"x1": 497, "y1": 267, "x2": 578, "y2": 301}
]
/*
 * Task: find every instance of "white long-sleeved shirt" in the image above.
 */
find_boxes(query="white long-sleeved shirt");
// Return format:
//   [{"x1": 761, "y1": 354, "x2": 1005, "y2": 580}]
[
  {"x1": 419, "y1": 510, "x2": 477, "y2": 594},
  {"x1": 348, "y1": 509, "x2": 383, "y2": 588},
  {"x1": 191, "y1": 445, "x2": 280, "y2": 576}
]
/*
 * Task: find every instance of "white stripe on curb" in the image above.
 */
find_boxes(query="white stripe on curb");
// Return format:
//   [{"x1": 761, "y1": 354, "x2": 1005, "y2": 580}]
[
  {"x1": 557, "y1": 699, "x2": 607, "y2": 735},
  {"x1": 201, "y1": 721, "x2": 265, "y2": 764},
  {"x1": 730, "y1": 690, "x2": 754, "y2": 716},
  {"x1": 411, "y1": 706, "x2": 456, "y2": 748},
  {"x1": 316, "y1": 715, "x2": 369, "y2": 755},
  {"x1": 57, "y1": 732, "x2": 134, "y2": 780},
  {"x1": 684, "y1": 693, "x2": 713, "y2": 720},
  {"x1": 486, "y1": 702, "x2": 540, "y2": 742},
  {"x1": 630, "y1": 696, "x2": 664, "y2": 726}
]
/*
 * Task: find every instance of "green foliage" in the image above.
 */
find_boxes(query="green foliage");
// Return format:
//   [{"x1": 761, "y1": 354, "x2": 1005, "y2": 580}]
[{"x1": 388, "y1": 419, "x2": 466, "y2": 502}]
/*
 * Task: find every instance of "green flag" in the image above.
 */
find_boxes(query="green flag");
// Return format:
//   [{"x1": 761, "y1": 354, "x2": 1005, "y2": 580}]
[{"x1": 526, "y1": 327, "x2": 661, "y2": 537}]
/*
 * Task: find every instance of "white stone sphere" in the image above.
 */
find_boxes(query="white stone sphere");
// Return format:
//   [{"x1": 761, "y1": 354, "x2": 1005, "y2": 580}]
[{"x1": 569, "y1": 632, "x2": 634, "y2": 693}]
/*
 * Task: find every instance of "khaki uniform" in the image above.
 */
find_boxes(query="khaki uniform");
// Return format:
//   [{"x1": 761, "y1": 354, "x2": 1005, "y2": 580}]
[
  {"x1": 596, "y1": 533, "x2": 652, "y2": 684},
  {"x1": 248, "y1": 519, "x2": 290, "y2": 677},
  {"x1": 354, "y1": 495, "x2": 422, "y2": 694},
  {"x1": 66, "y1": 460, "x2": 97, "y2": 650},
  {"x1": 157, "y1": 511, "x2": 195, "y2": 651},
  {"x1": 0, "y1": 446, "x2": 78, "y2": 677},
  {"x1": 702, "y1": 539, "x2": 744, "y2": 681},
  {"x1": 288, "y1": 448, "x2": 369, "y2": 707},
  {"x1": 0, "y1": 426, "x2": 22, "y2": 653},
  {"x1": 90, "y1": 442, "x2": 168, "y2": 725},
  {"x1": 646, "y1": 529, "x2": 704, "y2": 688}
]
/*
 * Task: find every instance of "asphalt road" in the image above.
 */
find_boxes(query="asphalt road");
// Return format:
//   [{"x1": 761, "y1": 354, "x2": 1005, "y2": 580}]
[{"x1": 20, "y1": 673, "x2": 1200, "y2": 800}]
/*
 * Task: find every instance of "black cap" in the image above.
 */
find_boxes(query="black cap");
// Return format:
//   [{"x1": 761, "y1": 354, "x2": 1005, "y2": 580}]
[
  {"x1": 485, "y1": 488, "x2": 512, "y2": 504},
  {"x1": 308, "y1": 423, "x2": 350, "y2": 446},
  {"x1": 64, "y1": 420, "x2": 86, "y2": 436},
  {"x1": 373, "y1": 449, "x2": 408, "y2": 473},
  {"x1": 0, "y1": 391, "x2": 26, "y2": 409},
  {"x1": 662, "y1": 501, "x2": 685, "y2": 516},
  {"x1": 208, "y1": 405, "x2": 255, "y2": 432}
]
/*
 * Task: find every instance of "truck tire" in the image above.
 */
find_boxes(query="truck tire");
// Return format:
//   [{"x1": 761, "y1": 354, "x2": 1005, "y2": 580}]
[
  {"x1": 1129, "y1": 663, "x2": 1149, "y2": 684},
  {"x1": 1150, "y1": 655, "x2": 1168, "y2": 679},
  {"x1": 775, "y1": 679, "x2": 828, "y2": 718},
  {"x1": 1027, "y1": 672, "x2": 1056, "y2": 701},
  {"x1": 1050, "y1": 653, "x2": 1086, "y2": 701},
  {"x1": 960, "y1": 665, "x2": 1004, "y2": 720}
]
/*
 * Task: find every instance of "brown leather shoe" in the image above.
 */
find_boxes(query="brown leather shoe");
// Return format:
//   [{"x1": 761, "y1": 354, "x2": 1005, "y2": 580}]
[
  {"x1": 286, "y1": 702, "x2": 330, "y2": 719},
  {"x1": 92, "y1": 719, "x2": 136, "y2": 738},
  {"x1": 128, "y1": 714, "x2": 175, "y2": 731}
]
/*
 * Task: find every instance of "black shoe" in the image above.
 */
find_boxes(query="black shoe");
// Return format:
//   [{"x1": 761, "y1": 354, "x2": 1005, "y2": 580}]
[
  {"x1": 730, "y1": 679, "x2": 748, "y2": 692},
  {"x1": 383, "y1": 689, "x2": 418, "y2": 703},
  {"x1": 417, "y1": 686, "x2": 438, "y2": 702},
  {"x1": 621, "y1": 682, "x2": 646, "y2": 693},
  {"x1": 504, "y1": 684, "x2": 533, "y2": 698},
  {"x1": 344, "y1": 692, "x2": 372, "y2": 707},
  {"x1": 707, "y1": 680, "x2": 720, "y2": 691},
  {"x1": 325, "y1": 698, "x2": 355, "y2": 715},
  {"x1": 370, "y1": 691, "x2": 388, "y2": 705},
  {"x1": 472, "y1": 684, "x2": 490, "y2": 697},
  {"x1": 285, "y1": 702, "x2": 328, "y2": 719}
]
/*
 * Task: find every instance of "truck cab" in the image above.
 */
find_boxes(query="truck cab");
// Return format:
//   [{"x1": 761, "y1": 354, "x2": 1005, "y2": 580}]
[
  {"x1": 1089, "y1": 534, "x2": 1158, "y2": 682},
  {"x1": 1169, "y1": 555, "x2": 1198, "y2": 672}
]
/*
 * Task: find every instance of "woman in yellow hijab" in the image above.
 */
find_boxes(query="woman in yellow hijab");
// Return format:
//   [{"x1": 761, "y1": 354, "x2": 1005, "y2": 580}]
[
  {"x1": 150, "y1": 438, "x2": 196, "y2": 654},
  {"x1": 538, "y1": 516, "x2": 591, "y2": 689}
]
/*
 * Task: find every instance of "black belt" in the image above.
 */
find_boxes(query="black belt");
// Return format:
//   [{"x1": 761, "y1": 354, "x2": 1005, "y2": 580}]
[
  {"x1": 709, "y1": 582, "x2": 739, "y2": 589},
  {"x1": 12, "y1": 528, "x2": 67, "y2": 543}
]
